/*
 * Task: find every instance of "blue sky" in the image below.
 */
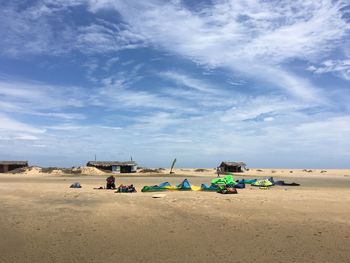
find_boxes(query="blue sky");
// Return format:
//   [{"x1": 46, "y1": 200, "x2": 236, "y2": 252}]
[{"x1": 0, "y1": 0, "x2": 349, "y2": 168}]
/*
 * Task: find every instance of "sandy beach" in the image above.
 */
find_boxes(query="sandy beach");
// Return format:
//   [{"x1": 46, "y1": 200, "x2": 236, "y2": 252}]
[{"x1": 0, "y1": 170, "x2": 349, "y2": 263}]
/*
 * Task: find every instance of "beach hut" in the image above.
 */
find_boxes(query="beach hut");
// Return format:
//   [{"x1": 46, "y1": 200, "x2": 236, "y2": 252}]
[
  {"x1": 86, "y1": 161, "x2": 137, "y2": 173},
  {"x1": 0, "y1": 161, "x2": 28, "y2": 173},
  {"x1": 218, "y1": 161, "x2": 246, "y2": 173}
]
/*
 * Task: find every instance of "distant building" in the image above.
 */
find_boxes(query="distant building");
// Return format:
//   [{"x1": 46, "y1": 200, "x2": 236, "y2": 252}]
[
  {"x1": 218, "y1": 161, "x2": 246, "y2": 173},
  {"x1": 86, "y1": 161, "x2": 137, "y2": 173},
  {"x1": 0, "y1": 161, "x2": 28, "y2": 173}
]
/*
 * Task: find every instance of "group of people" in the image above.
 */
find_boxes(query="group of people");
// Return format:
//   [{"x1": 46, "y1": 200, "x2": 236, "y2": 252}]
[{"x1": 105, "y1": 175, "x2": 136, "y2": 192}]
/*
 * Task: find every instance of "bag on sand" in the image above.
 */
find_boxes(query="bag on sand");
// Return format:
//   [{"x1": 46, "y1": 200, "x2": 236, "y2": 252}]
[{"x1": 70, "y1": 182, "x2": 81, "y2": 188}]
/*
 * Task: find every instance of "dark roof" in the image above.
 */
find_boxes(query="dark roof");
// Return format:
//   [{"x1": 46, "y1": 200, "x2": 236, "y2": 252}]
[
  {"x1": 87, "y1": 161, "x2": 137, "y2": 167},
  {"x1": 0, "y1": 161, "x2": 28, "y2": 165},
  {"x1": 220, "y1": 161, "x2": 246, "y2": 166}
]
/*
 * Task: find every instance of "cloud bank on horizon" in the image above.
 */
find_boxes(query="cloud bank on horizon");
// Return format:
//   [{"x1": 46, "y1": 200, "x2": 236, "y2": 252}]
[{"x1": 0, "y1": 0, "x2": 349, "y2": 168}]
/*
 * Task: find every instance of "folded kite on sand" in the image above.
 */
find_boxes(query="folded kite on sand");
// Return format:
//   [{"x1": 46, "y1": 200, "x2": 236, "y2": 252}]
[
  {"x1": 142, "y1": 177, "x2": 243, "y2": 193},
  {"x1": 177, "y1": 179, "x2": 201, "y2": 191},
  {"x1": 200, "y1": 184, "x2": 220, "y2": 191},
  {"x1": 141, "y1": 182, "x2": 175, "y2": 192},
  {"x1": 141, "y1": 175, "x2": 299, "y2": 193},
  {"x1": 211, "y1": 175, "x2": 246, "y2": 189},
  {"x1": 274, "y1": 181, "x2": 300, "y2": 186},
  {"x1": 237, "y1": 179, "x2": 257, "y2": 184},
  {"x1": 142, "y1": 179, "x2": 209, "y2": 192},
  {"x1": 251, "y1": 177, "x2": 300, "y2": 187},
  {"x1": 251, "y1": 179, "x2": 274, "y2": 187},
  {"x1": 211, "y1": 174, "x2": 236, "y2": 186}
]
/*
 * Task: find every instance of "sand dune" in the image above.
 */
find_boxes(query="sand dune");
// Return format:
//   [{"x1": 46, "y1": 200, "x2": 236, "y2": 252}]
[{"x1": 5, "y1": 166, "x2": 350, "y2": 178}]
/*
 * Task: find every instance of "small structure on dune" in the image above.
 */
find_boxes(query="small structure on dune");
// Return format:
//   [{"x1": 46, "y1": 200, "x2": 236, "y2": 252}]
[
  {"x1": 218, "y1": 161, "x2": 246, "y2": 173},
  {"x1": 0, "y1": 161, "x2": 28, "y2": 173},
  {"x1": 86, "y1": 161, "x2": 137, "y2": 173}
]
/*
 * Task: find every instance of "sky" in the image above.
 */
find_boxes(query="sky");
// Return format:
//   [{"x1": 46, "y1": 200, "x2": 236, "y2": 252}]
[{"x1": 0, "y1": 0, "x2": 349, "y2": 168}]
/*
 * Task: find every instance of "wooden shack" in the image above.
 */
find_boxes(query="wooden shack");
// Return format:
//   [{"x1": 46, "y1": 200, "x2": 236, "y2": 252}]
[
  {"x1": 0, "y1": 161, "x2": 28, "y2": 173},
  {"x1": 218, "y1": 161, "x2": 246, "y2": 173},
  {"x1": 86, "y1": 161, "x2": 137, "y2": 173}
]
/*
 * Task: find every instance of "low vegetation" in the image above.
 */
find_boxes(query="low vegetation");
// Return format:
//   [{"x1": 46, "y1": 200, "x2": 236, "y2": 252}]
[{"x1": 194, "y1": 169, "x2": 209, "y2": 172}]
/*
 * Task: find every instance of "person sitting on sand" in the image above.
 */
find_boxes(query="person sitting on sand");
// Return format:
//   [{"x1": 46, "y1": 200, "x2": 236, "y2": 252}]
[{"x1": 106, "y1": 175, "x2": 116, "y2": 189}]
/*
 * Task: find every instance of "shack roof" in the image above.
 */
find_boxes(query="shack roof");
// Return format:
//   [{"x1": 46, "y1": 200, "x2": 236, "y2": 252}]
[
  {"x1": 0, "y1": 161, "x2": 28, "y2": 165},
  {"x1": 87, "y1": 161, "x2": 137, "y2": 167},
  {"x1": 220, "y1": 161, "x2": 246, "y2": 167}
]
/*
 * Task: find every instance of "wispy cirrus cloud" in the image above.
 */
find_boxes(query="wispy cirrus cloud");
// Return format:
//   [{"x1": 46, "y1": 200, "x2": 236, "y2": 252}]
[
  {"x1": 0, "y1": 1, "x2": 146, "y2": 56},
  {"x1": 76, "y1": 21, "x2": 147, "y2": 54},
  {"x1": 2, "y1": 0, "x2": 348, "y2": 101},
  {"x1": 0, "y1": 114, "x2": 45, "y2": 134},
  {"x1": 307, "y1": 59, "x2": 350, "y2": 80},
  {"x1": 0, "y1": 78, "x2": 85, "y2": 113},
  {"x1": 86, "y1": 0, "x2": 349, "y2": 101},
  {"x1": 0, "y1": 113, "x2": 46, "y2": 143},
  {"x1": 159, "y1": 71, "x2": 220, "y2": 94},
  {"x1": 0, "y1": 76, "x2": 86, "y2": 144}
]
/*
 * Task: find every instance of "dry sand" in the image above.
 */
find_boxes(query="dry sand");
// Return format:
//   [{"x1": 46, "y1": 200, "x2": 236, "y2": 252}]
[{"x1": 0, "y1": 172, "x2": 349, "y2": 263}]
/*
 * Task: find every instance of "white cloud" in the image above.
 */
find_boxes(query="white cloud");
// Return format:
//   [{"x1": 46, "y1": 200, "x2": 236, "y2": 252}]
[
  {"x1": 220, "y1": 96, "x2": 301, "y2": 122},
  {"x1": 160, "y1": 71, "x2": 220, "y2": 94},
  {"x1": 0, "y1": 2, "x2": 75, "y2": 56},
  {"x1": 14, "y1": 135, "x2": 40, "y2": 141},
  {"x1": 47, "y1": 124, "x2": 87, "y2": 131},
  {"x1": 0, "y1": 1, "x2": 146, "y2": 56},
  {"x1": 103, "y1": 57, "x2": 120, "y2": 71},
  {"x1": 99, "y1": 126, "x2": 122, "y2": 130},
  {"x1": 2, "y1": 1, "x2": 348, "y2": 99},
  {"x1": 235, "y1": 1, "x2": 348, "y2": 62},
  {"x1": 88, "y1": 70, "x2": 194, "y2": 112},
  {"x1": 77, "y1": 24, "x2": 120, "y2": 53},
  {"x1": 76, "y1": 22, "x2": 146, "y2": 54},
  {"x1": 307, "y1": 59, "x2": 350, "y2": 80},
  {"x1": 0, "y1": 114, "x2": 45, "y2": 143},
  {"x1": 86, "y1": 0, "x2": 349, "y2": 101},
  {"x1": 36, "y1": 112, "x2": 86, "y2": 120},
  {"x1": 94, "y1": 84, "x2": 185, "y2": 111},
  {"x1": 263, "y1": 117, "x2": 274, "y2": 122},
  {"x1": 0, "y1": 114, "x2": 45, "y2": 134},
  {"x1": 0, "y1": 78, "x2": 86, "y2": 118}
]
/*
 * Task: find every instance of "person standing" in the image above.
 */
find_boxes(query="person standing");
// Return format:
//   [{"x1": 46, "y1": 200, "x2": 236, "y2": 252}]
[{"x1": 216, "y1": 167, "x2": 221, "y2": 177}]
